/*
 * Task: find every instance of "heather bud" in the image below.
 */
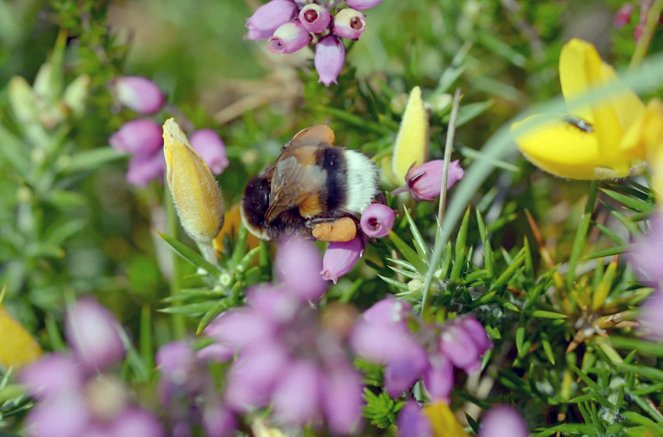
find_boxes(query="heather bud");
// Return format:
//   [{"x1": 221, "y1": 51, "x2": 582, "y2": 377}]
[
  {"x1": 400, "y1": 159, "x2": 464, "y2": 201},
  {"x1": 614, "y1": 3, "x2": 634, "y2": 27},
  {"x1": 360, "y1": 203, "x2": 395, "y2": 238},
  {"x1": 333, "y1": 8, "x2": 366, "y2": 40},
  {"x1": 114, "y1": 76, "x2": 165, "y2": 115},
  {"x1": 314, "y1": 36, "x2": 345, "y2": 86},
  {"x1": 346, "y1": 0, "x2": 384, "y2": 10},
  {"x1": 246, "y1": 0, "x2": 298, "y2": 40},
  {"x1": 163, "y1": 118, "x2": 225, "y2": 243},
  {"x1": 190, "y1": 129, "x2": 229, "y2": 175},
  {"x1": 109, "y1": 119, "x2": 163, "y2": 156},
  {"x1": 299, "y1": 3, "x2": 331, "y2": 34},
  {"x1": 478, "y1": 405, "x2": 528, "y2": 437},
  {"x1": 268, "y1": 20, "x2": 311, "y2": 54},
  {"x1": 126, "y1": 151, "x2": 165, "y2": 188},
  {"x1": 321, "y1": 236, "x2": 363, "y2": 283}
]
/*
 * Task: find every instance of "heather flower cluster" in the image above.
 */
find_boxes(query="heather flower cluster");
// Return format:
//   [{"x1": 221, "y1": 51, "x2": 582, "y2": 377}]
[
  {"x1": 20, "y1": 299, "x2": 163, "y2": 437},
  {"x1": 109, "y1": 76, "x2": 228, "y2": 187},
  {"x1": 246, "y1": 0, "x2": 383, "y2": 85}
]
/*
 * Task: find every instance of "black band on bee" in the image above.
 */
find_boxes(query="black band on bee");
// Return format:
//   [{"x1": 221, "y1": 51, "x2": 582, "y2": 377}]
[
  {"x1": 317, "y1": 147, "x2": 347, "y2": 212},
  {"x1": 242, "y1": 175, "x2": 272, "y2": 229}
]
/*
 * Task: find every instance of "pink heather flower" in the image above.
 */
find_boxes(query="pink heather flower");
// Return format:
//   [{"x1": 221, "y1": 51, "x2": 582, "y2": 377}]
[
  {"x1": 109, "y1": 119, "x2": 163, "y2": 156},
  {"x1": 204, "y1": 308, "x2": 277, "y2": 351},
  {"x1": 333, "y1": 8, "x2": 366, "y2": 40},
  {"x1": 615, "y1": 3, "x2": 635, "y2": 27},
  {"x1": 321, "y1": 235, "x2": 363, "y2": 283},
  {"x1": 629, "y1": 214, "x2": 663, "y2": 284},
  {"x1": 362, "y1": 296, "x2": 411, "y2": 327},
  {"x1": 360, "y1": 203, "x2": 395, "y2": 238},
  {"x1": 639, "y1": 290, "x2": 663, "y2": 341},
  {"x1": 246, "y1": 0, "x2": 298, "y2": 40},
  {"x1": 346, "y1": 0, "x2": 384, "y2": 10},
  {"x1": 126, "y1": 149, "x2": 165, "y2": 187},
  {"x1": 398, "y1": 159, "x2": 464, "y2": 201},
  {"x1": 114, "y1": 76, "x2": 165, "y2": 115},
  {"x1": 157, "y1": 341, "x2": 196, "y2": 385},
  {"x1": 65, "y1": 298, "x2": 125, "y2": 371},
  {"x1": 110, "y1": 408, "x2": 165, "y2": 437},
  {"x1": 275, "y1": 236, "x2": 328, "y2": 301},
  {"x1": 397, "y1": 401, "x2": 433, "y2": 437},
  {"x1": 384, "y1": 348, "x2": 428, "y2": 395},
  {"x1": 190, "y1": 129, "x2": 229, "y2": 175},
  {"x1": 196, "y1": 343, "x2": 234, "y2": 363},
  {"x1": 478, "y1": 405, "x2": 528, "y2": 437},
  {"x1": 268, "y1": 20, "x2": 311, "y2": 54},
  {"x1": 440, "y1": 323, "x2": 481, "y2": 373},
  {"x1": 25, "y1": 393, "x2": 90, "y2": 437},
  {"x1": 423, "y1": 356, "x2": 454, "y2": 401},
  {"x1": 314, "y1": 35, "x2": 345, "y2": 86},
  {"x1": 203, "y1": 401, "x2": 237, "y2": 437},
  {"x1": 461, "y1": 316, "x2": 493, "y2": 353},
  {"x1": 322, "y1": 366, "x2": 364, "y2": 434},
  {"x1": 272, "y1": 359, "x2": 323, "y2": 425},
  {"x1": 299, "y1": 3, "x2": 331, "y2": 34},
  {"x1": 20, "y1": 354, "x2": 83, "y2": 400}
]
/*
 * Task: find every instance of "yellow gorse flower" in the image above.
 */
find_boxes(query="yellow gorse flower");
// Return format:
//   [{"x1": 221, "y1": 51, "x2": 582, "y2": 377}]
[
  {"x1": 515, "y1": 38, "x2": 663, "y2": 181},
  {"x1": 423, "y1": 401, "x2": 470, "y2": 437},
  {"x1": 163, "y1": 118, "x2": 225, "y2": 243},
  {"x1": 0, "y1": 289, "x2": 42, "y2": 369},
  {"x1": 391, "y1": 86, "x2": 429, "y2": 184}
]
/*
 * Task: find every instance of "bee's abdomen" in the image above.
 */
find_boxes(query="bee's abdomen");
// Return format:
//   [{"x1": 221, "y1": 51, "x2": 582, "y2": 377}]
[{"x1": 317, "y1": 147, "x2": 347, "y2": 212}]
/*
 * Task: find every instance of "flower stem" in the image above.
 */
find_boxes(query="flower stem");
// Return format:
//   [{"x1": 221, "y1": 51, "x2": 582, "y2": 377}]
[
  {"x1": 630, "y1": 0, "x2": 663, "y2": 68},
  {"x1": 166, "y1": 185, "x2": 186, "y2": 339},
  {"x1": 565, "y1": 180, "x2": 599, "y2": 291}
]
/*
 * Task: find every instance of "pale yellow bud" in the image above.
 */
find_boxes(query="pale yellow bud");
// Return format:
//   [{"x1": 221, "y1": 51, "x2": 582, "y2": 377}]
[
  {"x1": 163, "y1": 118, "x2": 224, "y2": 243},
  {"x1": 392, "y1": 86, "x2": 429, "y2": 185}
]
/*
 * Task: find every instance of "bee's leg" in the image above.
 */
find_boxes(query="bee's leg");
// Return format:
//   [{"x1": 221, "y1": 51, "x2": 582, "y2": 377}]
[{"x1": 310, "y1": 216, "x2": 358, "y2": 242}]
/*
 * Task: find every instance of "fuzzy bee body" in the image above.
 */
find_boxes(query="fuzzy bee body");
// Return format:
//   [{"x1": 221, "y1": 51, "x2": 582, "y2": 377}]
[{"x1": 241, "y1": 125, "x2": 378, "y2": 241}]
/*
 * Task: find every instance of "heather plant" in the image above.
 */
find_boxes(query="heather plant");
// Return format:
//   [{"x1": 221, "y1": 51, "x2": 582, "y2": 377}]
[{"x1": 1, "y1": 0, "x2": 663, "y2": 436}]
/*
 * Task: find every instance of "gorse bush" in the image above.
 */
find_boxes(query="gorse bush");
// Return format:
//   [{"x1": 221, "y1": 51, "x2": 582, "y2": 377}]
[{"x1": 0, "y1": 0, "x2": 662, "y2": 436}]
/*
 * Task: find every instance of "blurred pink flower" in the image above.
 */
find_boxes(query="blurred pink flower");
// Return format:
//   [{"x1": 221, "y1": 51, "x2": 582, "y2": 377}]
[
  {"x1": 65, "y1": 298, "x2": 125, "y2": 371},
  {"x1": 268, "y1": 20, "x2": 311, "y2": 54},
  {"x1": 109, "y1": 408, "x2": 165, "y2": 437},
  {"x1": 126, "y1": 149, "x2": 165, "y2": 187},
  {"x1": 322, "y1": 366, "x2": 364, "y2": 434},
  {"x1": 190, "y1": 129, "x2": 229, "y2": 175},
  {"x1": 272, "y1": 359, "x2": 323, "y2": 424},
  {"x1": 423, "y1": 356, "x2": 454, "y2": 401},
  {"x1": 203, "y1": 401, "x2": 237, "y2": 437},
  {"x1": 614, "y1": 3, "x2": 635, "y2": 27},
  {"x1": 396, "y1": 159, "x2": 464, "y2": 201},
  {"x1": 26, "y1": 393, "x2": 90, "y2": 437},
  {"x1": 333, "y1": 8, "x2": 366, "y2": 40},
  {"x1": 109, "y1": 119, "x2": 163, "y2": 156},
  {"x1": 275, "y1": 236, "x2": 328, "y2": 300},
  {"x1": 321, "y1": 235, "x2": 363, "y2": 283},
  {"x1": 314, "y1": 36, "x2": 345, "y2": 86},
  {"x1": 639, "y1": 290, "x2": 663, "y2": 341},
  {"x1": 360, "y1": 203, "x2": 395, "y2": 238},
  {"x1": 157, "y1": 341, "x2": 197, "y2": 385},
  {"x1": 114, "y1": 76, "x2": 165, "y2": 115},
  {"x1": 299, "y1": 3, "x2": 331, "y2": 34},
  {"x1": 346, "y1": 0, "x2": 384, "y2": 10},
  {"x1": 20, "y1": 354, "x2": 82, "y2": 400},
  {"x1": 245, "y1": 0, "x2": 298, "y2": 40},
  {"x1": 629, "y1": 214, "x2": 663, "y2": 284},
  {"x1": 478, "y1": 405, "x2": 528, "y2": 437},
  {"x1": 397, "y1": 401, "x2": 433, "y2": 437}
]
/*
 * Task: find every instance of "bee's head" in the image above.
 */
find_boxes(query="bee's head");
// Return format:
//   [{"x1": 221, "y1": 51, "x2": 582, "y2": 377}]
[{"x1": 241, "y1": 175, "x2": 272, "y2": 240}]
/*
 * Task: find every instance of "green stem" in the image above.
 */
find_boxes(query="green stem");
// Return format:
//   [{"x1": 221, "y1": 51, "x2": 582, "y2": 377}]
[
  {"x1": 565, "y1": 180, "x2": 599, "y2": 290},
  {"x1": 630, "y1": 0, "x2": 663, "y2": 69},
  {"x1": 165, "y1": 185, "x2": 186, "y2": 339}
]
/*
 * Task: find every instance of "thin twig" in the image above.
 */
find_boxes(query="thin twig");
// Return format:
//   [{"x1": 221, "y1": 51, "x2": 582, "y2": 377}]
[{"x1": 630, "y1": 0, "x2": 663, "y2": 68}]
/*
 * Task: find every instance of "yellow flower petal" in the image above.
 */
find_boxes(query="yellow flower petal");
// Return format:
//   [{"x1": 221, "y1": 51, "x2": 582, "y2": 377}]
[
  {"x1": 423, "y1": 401, "x2": 469, "y2": 437},
  {"x1": 163, "y1": 118, "x2": 224, "y2": 243},
  {"x1": 0, "y1": 305, "x2": 42, "y2": 369},
  {"x1": 212, "y1": 203, "x2": 260, "y2": 256},
  {"x1": 392, "y1": 86, "x2": 428, "y2": 184},
  {"x1": 515, "y1": 115, "x2": 631, "y2": 180}
]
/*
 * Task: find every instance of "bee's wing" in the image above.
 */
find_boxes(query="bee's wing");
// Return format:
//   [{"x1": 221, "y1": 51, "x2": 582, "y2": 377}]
[
  {"x1": 265, "y1": 156, "x2": 326, "y2": 223},
  {"x1": 285, "y1": 125, "x2": 335, "y2": 149}
]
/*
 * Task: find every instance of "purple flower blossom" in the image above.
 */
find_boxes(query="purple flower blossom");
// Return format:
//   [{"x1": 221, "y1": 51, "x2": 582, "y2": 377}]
[
  {"x1": 629, "y1": 213, "x2": 663, "y2": 284},
  {"x1": 190, "y1": 129, "x2": 229, "y2": 175},
  {"x1": 397, "y1": 401, "x2": 433, "y2": 437},
  {"x1": 157, "y1": 341, "x2": 196, "y2": 385},
  {"x1": 268, "y1": 20, "x2": 311, "y2": 54},
  {"x1": 423, "y1": 356, "x2": 454, "y2": 401},
  {"x1": 615, "y1": 3, "x2": 635, "y2": 27},
  {"x1": 299, "y1": 3, "x2": 331, "y2": 34},
  {"x1": 26, "y1": 393, "x2": 90, "y2": 437},
  {"x1": 333, "y1": 8, "x2": 366, "y2": 40},
  {"x1": 360, "y1": 203, "x2": 395, "y2": 238},
  {"x1": 109, "y1": 408, "x2": 165, "y2": 437},
  {"x1": 478, "y1": 405, "x2": 528, "y2": 437},
  {"x1": 245, "y1": 0, "x2": 298, "y2": 40},
  {"x1": 272, "y1": 359, "x2": 322, "y2": 424},
  {"x1": 109, "y1": 119, "x2": 163, "y2": 156},
  {"x1": 65, "y1": 298, "x2": 125, "y2": 371},
  {"x1": 346, "y1": 0, "x2": 384, "y2": 10},
  {"x1": 397, "y1": 159, "x2": 464, "y2": 201},
  {"x1": 639, "y1": 290, "x2": 663, "y2": 341},
  {"x1": 114, "y1": 76, "x2": 165, "y2": 115},
  {"x1": 126, "y1": 148, "x2": 165, "y2": 187},
  {"x1": 203, "y1": 401, "x2": 237, "y2": 437},
  {"x1": 322, "y1": 366, "x2": 364, "y2": 434},
  {"x1": 321, "y1": 235, "x2": 363, "y2": 283},
  {"x1": 314, "y1": 36, "x2": 345, "y2": 86},
  {"x1": 20, "y1": 354, "x2": 82, "y2": 400},
  {"x1": 275, "y1": 236, "x2": 328, "y2": 300}
]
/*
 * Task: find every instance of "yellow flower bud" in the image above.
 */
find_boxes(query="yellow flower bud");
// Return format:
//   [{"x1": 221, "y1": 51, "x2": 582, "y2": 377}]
[
  {"x1": 423, "y1": 401, "x2": 469, "y2": 437},
  {"x1": 163, "y1": 118, "x2": 224, "y2": 243},
  {"x1": 392, "y1": 86, "x2": 429, "y2": 185},
  {"x1": 0, "y1": 304, "x2": 42, "y2": 369}
]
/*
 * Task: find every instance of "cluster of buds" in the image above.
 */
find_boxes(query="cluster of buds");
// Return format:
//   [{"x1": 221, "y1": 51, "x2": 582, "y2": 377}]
[
  {"x1": 246, "y1": 0, "x2": 383, "y2": 85},
  {"x1": 614, "y1": 0, "x2": 663, "y2": 40},
  {"x1": 109, "y1": 77, "x2": 228, "y2": 187},
  {"x1": 351, "y1": 297, "x2": 493, "y2": 400},
  {"x1": 20, "y1": 299, "x2": 163, "y2": 437}
]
